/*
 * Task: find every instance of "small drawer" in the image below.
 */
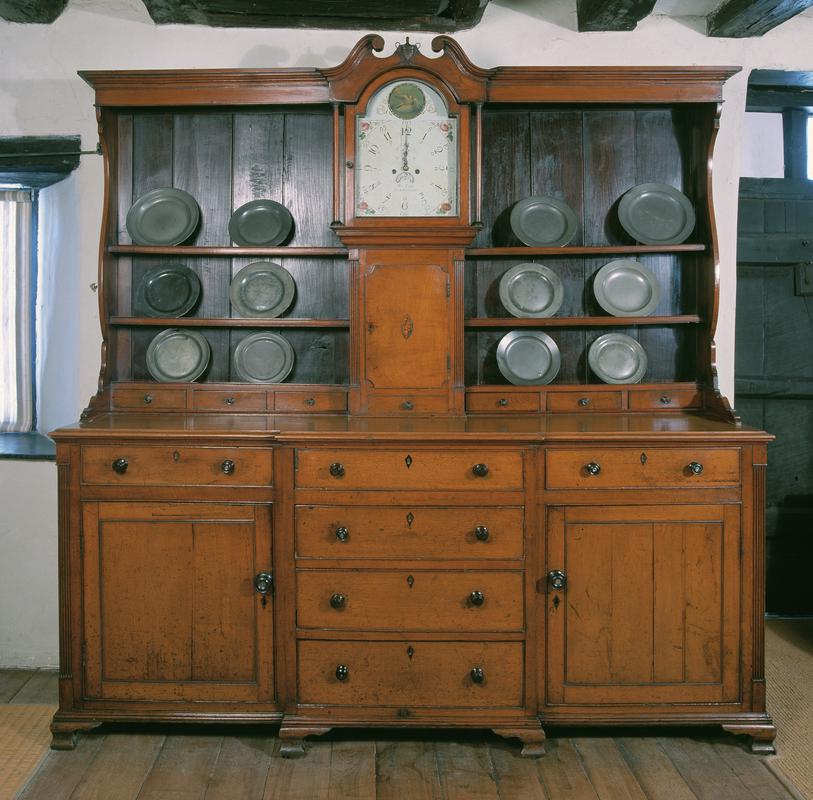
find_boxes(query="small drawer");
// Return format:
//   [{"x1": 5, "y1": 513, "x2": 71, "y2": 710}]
[
  {"x1": 111, "y1": 386, "x2": 186, "y2": 411},
  {"x1": 191, "y1": 389, "x2": 267, "y2": 412},
  {"x1": 297, "y1": 639, "x2": 523, "y2": 716},
  {"x1": 365, "y1": 394, "x2": 449, "y2": 415},
  {"x1": 545, "y1": 447, "x2": 740, "y2": 489},
  {"x1": 82, "y1": 445, "x2": 273, "y2": 487},
  {"x1": 297, "y1": 570, "x2": 523, "y2": 631},
  {"x1": 546, "y1": 391, "x2": 622, "y2": 412},
  {"x1": 296, "y1": 505, "x2": 524, "y2": 560},
  {"x1": 628, "y1": 388, "x2": 702, "y2": 410},
  {"x1": 297, "y1": 640, "x2": 523, "y2": 708},
  {"x1": 274, "y1": 390, "x2": 347, "y2": 413},
  {"x1": 295, "y1": 449, "x2": 524, "y2": 491},
  {"x1": 466, "y1": 393, "x2": 539, "y2": 413}
]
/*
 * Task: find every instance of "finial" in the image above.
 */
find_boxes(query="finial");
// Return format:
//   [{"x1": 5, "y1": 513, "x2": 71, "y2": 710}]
[{"x1": 395, "y1": 37, "x2": 420, "y2": 64}]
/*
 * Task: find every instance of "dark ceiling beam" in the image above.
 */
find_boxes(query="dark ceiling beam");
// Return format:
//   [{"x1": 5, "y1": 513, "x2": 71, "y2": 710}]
[
  {"x1": 0, "y1": 136, "x2": 82, "y2": 189},
  {"x1": 576, "y1": 0, "x2": 657, "y2": 31},
  {"x1": 139, "y1": 0, "x2": 489, "y2": 31},
  {"x1": 707, "y1": 0, "x2": 813, "y2": 37},
  {"x1": 0, "y1": 0, "x2": 67, "y2": 23}
]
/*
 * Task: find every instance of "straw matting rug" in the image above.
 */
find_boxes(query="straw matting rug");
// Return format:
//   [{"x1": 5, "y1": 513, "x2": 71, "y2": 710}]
[
  {"x1": 0, "y1": 705, "x2": 55, "y2": 800},
  {"x1": 766, "y1": 619, "x2": 813, "y2": 800}
]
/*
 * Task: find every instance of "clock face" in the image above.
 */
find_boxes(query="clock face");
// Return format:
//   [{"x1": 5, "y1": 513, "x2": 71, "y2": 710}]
[{"x1": 355, "y1": 81, "x2": 458, "y2": 218}]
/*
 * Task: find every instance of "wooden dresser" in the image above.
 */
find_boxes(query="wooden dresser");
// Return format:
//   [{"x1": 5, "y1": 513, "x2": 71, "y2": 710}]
[{"x1": 50, "y1": 36, "x2": 775, "y2": 758}]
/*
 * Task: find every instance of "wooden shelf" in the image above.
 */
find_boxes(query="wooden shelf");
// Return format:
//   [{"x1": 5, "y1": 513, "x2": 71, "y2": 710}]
[
  {"x1": 465, "y1": 315, "x2": 701, "y2": 328},
  {"x1": 465, "y1": 245, "x2": 706, "y2": 257},
  {"x1": 110, "y1": 317, "x2": 350, "y2": 328},
  {"x1": 107, "y1": 245, "x2": 349, "y2": 257}
]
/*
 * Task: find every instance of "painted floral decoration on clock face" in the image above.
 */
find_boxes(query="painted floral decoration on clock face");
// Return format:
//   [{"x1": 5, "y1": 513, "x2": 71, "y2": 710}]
[{"x1": 355, "y1": 80, "x2": 458, "y2": 218}]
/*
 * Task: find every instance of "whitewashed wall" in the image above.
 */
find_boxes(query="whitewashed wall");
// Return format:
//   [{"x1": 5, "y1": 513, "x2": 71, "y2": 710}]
[{"x1": 1, "y1": 0, "x2": 811, "y2": 667}]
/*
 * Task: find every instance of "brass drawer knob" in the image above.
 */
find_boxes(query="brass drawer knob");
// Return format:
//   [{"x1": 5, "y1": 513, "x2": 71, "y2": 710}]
[
  {"x1": 687, "y1": 461, "x2": 704, "y2": 475},
  {"x1": 306, "y1": 397, "x2": 316, "y2": 406},
  {"x1": 335, "y1": 526, "x2": 350, "y2": 542},
  {"x1": 254, "y1": 572, "x2": 273, "y2": 595},
  {"x1": 660, "y1": 395, "x2": 672, "y2": 405},
  {"x1": 111, "y1": 458, "x2": 128, "y2": 475},
  {"x1": 498, "y1": 398, "x2": 508, "y2": 407},
  {"x1": 474, "y1": 525, "x2": 489, "y2": 542},
  {"x1": 578, "y1": 396, "x2": 591, "y2": 407},
  {"x1": 224, "y1": 396, "x2": 236, "y2": 406},
  {"x1": 143, "y1": 394, "x2": 153, "y2": 405},
  {"x1": 472, "y1": 463, "x2": 489, "y2": 478},
  {"x1": 470, "y1": 667, "x2": 485, "y2": 684},
  {"x1": 401, "y1": 400, "x2": 414, "y2": 411},
  {"x1": 469, "y1": 590, "x2": 485, "y2": 607},
  {"x1": 330, "y1": 593, "x2": 346, "y2": 610},
  {"x1": 221, "y1": 459, "x2": 236, "y2": 475},
  {"x1": 329, "y1": 462, "x2": 345, "y2": 478},
  {"x1": 335, "y1": 664, "x2": 349, "y2": 681},
  {"x1": 585, "y1": 461, "x2": 601, "y2": 476},
  {"x1": 548, "y1": 570, "x2": 567, "y2": 591}
]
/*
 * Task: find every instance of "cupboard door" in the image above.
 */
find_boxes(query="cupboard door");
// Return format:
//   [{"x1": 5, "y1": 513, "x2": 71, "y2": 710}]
[
  {"x1": 546, "y1": 504, "x2": 740, "y2": 706},
  {"x1": 362, "y1": 260, "x2": 450, "y2": 391},
  {"x1": 82, "y1": 502, "x2": 274, "y2": 704}
]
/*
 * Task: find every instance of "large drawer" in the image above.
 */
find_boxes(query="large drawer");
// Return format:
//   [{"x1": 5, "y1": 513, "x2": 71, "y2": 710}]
[
  {"x1": 296, "y1": 570, "x2": 523, "y2": 631},
  {"x1": 297, "y1": 640, "x2": 523, "y2": 708},
  {"x1": 295, "y1": 449, "x2": 523, "y2": 491},
  {"x1": 296, "y1": 506, "x2": 524, "y2": 560},
  {"x1": 81, "y1": 445, "x2": 273, "y2": 487},
  {"x1": 545, "y1": 447, "x2": 740, "y2": 489}
]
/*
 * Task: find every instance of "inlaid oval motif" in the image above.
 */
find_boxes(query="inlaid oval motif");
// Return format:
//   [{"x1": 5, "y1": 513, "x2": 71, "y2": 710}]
[{"x1": 401, "y1": 314, "x2": 414, "y2": 340}]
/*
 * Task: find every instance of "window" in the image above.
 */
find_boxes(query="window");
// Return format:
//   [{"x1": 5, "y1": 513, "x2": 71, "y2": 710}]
[{"x1": 0, "y1": 189, "x2": 36, "y2": 432}]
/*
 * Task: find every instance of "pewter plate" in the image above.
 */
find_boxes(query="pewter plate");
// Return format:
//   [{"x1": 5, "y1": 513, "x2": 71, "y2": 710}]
[
  {"x1": 146, "y1": 329, "x2": 210, "y2": 383},
  {"x1": 496, "y1": 330, "x2": 561, "y2": 386},
  {"x1": 617, "y1": 183, "x2": 695, "y2": 245},
  {"x1": 499, "y1": 262, "x2": 564, "y2": 318},
  {"x1": 232, "y1": 332, "x2": 294, "y2": 384},
  {"x1": 230, "y1": 262, "x2": 295, "y2": 319},
  {"x1": 229, "y1": 199, "x2": 293, "y2": 247},
  {"x1": 135, "y1": 264, "x2": 201, "y2": 318},
  {"x1": 593, "y1": 259, "x2": 660, "y2": 317},
  {"x1": 509, "y1": 196, "x2": 578, "y2": 247},
  {"x1": 126, "y1": 188, "x2": 200, "y2": 246},
  {"x1": 588, "y1": 333, "x2": 647, "y2": 384}
]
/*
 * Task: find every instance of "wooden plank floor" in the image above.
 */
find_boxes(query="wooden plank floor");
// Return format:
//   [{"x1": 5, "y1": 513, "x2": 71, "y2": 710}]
[{"x1": 3, "y1": 670, "x2": 799, "y2": 800}]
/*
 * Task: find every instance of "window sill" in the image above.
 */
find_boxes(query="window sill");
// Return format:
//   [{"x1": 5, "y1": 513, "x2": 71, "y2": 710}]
[{"x1": 0, "y1": 432, "x2": 56, "y2": 461}]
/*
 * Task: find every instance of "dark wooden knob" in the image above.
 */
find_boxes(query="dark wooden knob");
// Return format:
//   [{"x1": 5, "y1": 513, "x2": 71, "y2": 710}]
[
  {"x1": 475, "y1": 525, "x2": 489, "y2": 542},
  {"x1": 330, "y1": 593, "x2": 346, "y2": 609},
  {"x1": 335, "y1": 664, "x2": 349, "y2": 681},
  {"x1": 687, "y1": 461, "x2": 704, "y2": 475},
  {"x1": 585, "y1": 461, "x2": 601, "y2": 476},
  {"x1": 329, "y1": 462, "x2": 345, "y2": 478},
  {"x1": 470, "y1": 667, "x2": 485, "y2": 684},
  {"x1": 472, "y1": 463, "x2": 489, "y2": 477},
  {"x1": 335, "y1": 526, "x2": 350, "y2": 542},
  {"x1": 659, "y1": 395, "x2": 672, "y2": 405},
  {"x1": 224, "y1": 396, "x2": 235, "y2": 405},
  {"x1": 306, "y1": 397, "x2": 316, "y2": 406},
  {"x1": 401, "y1": 400, "x2": 414, "y2": 411},
  {"x1": 221, "y1": 459, "x2": 235, "y2": 475},
  {"x1": 469, "y1": 590, "x2": 485, "y2": 607},
  {"x1": 143, "y1": 394, "x2": 153, "y2": 405},
  {"x1": 111, "y1": 458, "x2": 128, "y2": 475}
]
